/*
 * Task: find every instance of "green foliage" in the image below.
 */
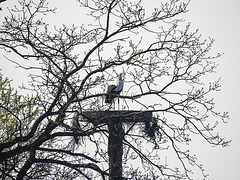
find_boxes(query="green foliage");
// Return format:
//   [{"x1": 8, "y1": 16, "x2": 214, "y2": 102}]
[{"x1": 0, "y1": 70, "x2": 38, "y2": 142}]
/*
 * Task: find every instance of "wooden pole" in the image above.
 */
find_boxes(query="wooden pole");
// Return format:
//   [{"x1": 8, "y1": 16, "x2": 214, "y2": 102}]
[
  {"x1": 81, "y1": 111, "x2": 152, "y2": 179},
  {"x1": 108, "y1": 120, "x2": 124, "y2": 180}
]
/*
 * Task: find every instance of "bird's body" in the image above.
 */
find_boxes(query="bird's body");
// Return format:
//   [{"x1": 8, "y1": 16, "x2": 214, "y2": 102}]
[{"x1": 105, "y1": 73, "x2": 124, "y2": 104}]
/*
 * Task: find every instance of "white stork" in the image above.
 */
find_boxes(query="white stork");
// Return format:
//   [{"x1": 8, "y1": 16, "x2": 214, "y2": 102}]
[{"x1": 105, "y1": 73, "x2": 124, "y2": 109}]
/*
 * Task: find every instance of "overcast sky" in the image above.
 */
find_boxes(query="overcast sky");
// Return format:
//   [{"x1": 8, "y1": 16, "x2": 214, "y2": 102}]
[
  {"x1": 186, "y1": 0, "x2": 240, "y2": 179},
  {"x1": 1, "y1": 0, "x2": 240, "y2": 179}
]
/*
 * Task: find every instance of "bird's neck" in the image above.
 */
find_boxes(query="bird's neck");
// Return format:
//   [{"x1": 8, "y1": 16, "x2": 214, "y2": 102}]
[{"x1": 113, "y1": 79, "x2": 119, "y2": 84}]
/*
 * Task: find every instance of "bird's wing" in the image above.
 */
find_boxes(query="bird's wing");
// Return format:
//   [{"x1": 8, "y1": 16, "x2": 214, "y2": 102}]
[
  {"x1": 106, "y1": 84, "x2": 117, "y2": 94},
  {"x1": 105, "y1": 85, "x2": 117, "y2": 103}
]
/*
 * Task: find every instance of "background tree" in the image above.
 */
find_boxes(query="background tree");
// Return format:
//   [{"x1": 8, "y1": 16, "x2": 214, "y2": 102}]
[
  {"x1": 0, "y1": 70, "x2": 38, "y2": 179},
  {"x1": 0, "y1": 0, "x2": 230, "y2": 179}
]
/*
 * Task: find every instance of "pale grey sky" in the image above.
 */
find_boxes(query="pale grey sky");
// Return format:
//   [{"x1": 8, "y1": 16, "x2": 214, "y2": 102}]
[
  {"x1": 186, "y1": 0, "x2": 240, "y2": 179},
  {"x1": 1, "y1": 0, "x2": 240, "y2": 179}
]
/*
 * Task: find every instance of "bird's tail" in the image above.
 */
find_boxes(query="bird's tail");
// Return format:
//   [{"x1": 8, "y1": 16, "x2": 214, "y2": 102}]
[
  {"x1": 73, "y1": 135, "x2": 79, "y2": 145},
  {"x1": 105, "y1": 94, "x2": 114, "y2": 104}
]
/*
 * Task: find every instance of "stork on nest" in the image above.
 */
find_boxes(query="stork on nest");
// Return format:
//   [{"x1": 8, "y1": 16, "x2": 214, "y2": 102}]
[{"x1": 105, "y1": 73, "x2": 124, "y2": 110}]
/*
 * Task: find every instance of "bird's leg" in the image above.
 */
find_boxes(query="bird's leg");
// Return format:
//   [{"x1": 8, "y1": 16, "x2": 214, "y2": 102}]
[
  {"x1": 118, "y1": 98, "x2": 120, "y2": 111},
  {"x1": 114, "y1": 100, "x2": 115, "y2": 111}
]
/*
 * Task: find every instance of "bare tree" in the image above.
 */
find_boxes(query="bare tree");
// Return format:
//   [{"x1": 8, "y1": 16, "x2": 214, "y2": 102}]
[{"x1": 0, "y1": 0, "x2": 230, "y2": 179}]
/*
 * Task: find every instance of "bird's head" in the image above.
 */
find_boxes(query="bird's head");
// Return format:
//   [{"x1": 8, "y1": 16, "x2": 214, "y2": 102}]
[{"x1": 117, "y1": 73, "x2": 124, "y2": 80}]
